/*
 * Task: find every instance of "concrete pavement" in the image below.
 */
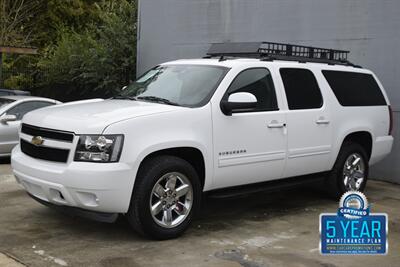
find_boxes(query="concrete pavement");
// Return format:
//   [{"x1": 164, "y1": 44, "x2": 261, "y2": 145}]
[
  {"x1": 0, "y1": 253, "x2": 24, "y2": 267},
  {"x1": 0, "y1": 159, "x2": 399, "y2": 267}
]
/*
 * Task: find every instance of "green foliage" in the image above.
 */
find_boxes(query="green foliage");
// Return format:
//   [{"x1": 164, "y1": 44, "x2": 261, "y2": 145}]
[
  {"x1": 0, "y1": 0, "x2": 41, "y2": 46},
  {"x1": 39, "y1": 0, "x2": 137, "y2": 98},
  {"x1": 4, "y1": 73, "x2": 32, "y2": 89},
  {"x1": 1, "y1": 0, "x2": 137, "y2": 101},
  {"x1": 31, "y1": 0, "x2": 106, "y2": 47}
]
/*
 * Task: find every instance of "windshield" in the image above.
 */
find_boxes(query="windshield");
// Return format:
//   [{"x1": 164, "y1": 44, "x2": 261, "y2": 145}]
[
  {"x1": 118, "y1": 65, "x2": 229, "y2": 107},
  {"x1": 0, "y1": 98, "x2": 15, "y2": 109}
]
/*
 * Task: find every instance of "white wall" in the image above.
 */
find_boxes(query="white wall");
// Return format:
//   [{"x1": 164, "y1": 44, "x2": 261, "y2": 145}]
[{"x1": 137, "y1": 0, "x2": 400, "y2": 182}]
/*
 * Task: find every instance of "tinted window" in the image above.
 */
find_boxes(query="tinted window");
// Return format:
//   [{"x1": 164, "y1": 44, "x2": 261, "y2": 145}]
[
  {"x1": 280, "y1": 68, "x2": 323, "y2": 110},
  {"x1": 6, "y1": 101, "x2": 54, "y2": 120},
  {"x1": 322, "y1": 70, "x2": 387, "y2": 106},
  {"x1": 225, "y1": 68, "x2": 278, "y2": 112},
  {"x1": 0, "y1": 98, "x2": 15, "y2": 109}
]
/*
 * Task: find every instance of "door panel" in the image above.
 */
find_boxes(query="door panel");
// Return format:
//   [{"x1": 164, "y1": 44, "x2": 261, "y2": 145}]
[
  {"x1": 279, "y1": 68, "x2": 333, "y2": 177},
  {"x1": 0, "y1": 120, "x2": 20, "y2": 154},
  {"x1": 212, "y1": 67, "x2": 287, "y2": 189},
  {"x1": 284, "y1": 109, "x2": 332, "y2": 177},
  {"x1": 213, "y1": 111, "x2": 287, "y2": 188}
]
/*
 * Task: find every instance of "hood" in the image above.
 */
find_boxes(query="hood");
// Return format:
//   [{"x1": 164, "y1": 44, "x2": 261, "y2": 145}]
[{"x1": 22, "y1": 99, "x2": 182, "y2": 133}]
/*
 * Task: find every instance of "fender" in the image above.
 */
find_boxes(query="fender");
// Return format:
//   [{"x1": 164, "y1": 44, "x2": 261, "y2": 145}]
[
  {"x1": 133, "y1": 140, "x2": 212, "y2": 189},
  {"x1": 103, "y1": 106, "x2": 214, "y2": 195},
  {"x1": 330, "y1": 127, "x2": 375, "y2": 169}
]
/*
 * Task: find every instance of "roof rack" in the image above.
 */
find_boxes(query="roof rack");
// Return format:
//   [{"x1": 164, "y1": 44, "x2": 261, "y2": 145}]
[{"x1": 205, "y1": 42, "x2": 360, "y2": 67}]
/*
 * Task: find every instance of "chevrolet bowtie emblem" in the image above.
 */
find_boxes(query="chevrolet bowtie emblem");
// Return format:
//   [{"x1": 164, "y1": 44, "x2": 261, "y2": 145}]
[{"x1": 31, "y1": 136, "x2": 44, "y2": 146}]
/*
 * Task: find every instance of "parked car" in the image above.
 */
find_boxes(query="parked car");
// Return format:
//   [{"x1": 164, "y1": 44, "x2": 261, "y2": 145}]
[
  {"x1": 0, "y1": 96, "x2": 61, "y2": 157},
  {"x1": 11, "y1": 42, "x2": 393, "y2": 240},
  {"x1": 0, "y1": 89, "x2": 31, "y2": 96}
]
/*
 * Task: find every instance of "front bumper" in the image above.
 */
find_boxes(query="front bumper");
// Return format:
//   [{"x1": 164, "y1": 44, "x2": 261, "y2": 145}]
[
  {"x1": 28, "y1": 193, "x2": 118, "y2": 223},
  {"x1": 12, "y1": 145, "x2": 134, "y2": 213}
]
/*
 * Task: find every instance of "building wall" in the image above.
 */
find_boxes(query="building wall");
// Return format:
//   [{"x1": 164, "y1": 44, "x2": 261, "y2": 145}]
[{"x1": 137, "y1": 0, "x2": 400, "y2": 183}]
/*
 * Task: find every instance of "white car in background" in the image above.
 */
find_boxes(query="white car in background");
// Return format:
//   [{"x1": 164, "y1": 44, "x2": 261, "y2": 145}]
[{"x1": 0, "y1": 96, "x2": 60, "y2": 157}]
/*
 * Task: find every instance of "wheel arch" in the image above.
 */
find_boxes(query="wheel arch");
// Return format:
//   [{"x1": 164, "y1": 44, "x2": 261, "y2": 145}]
[
  {"x1": 135, "y1": 145, "x2": 208, "y2": 191},
  {"x1": 335, "y1": 131, "x2": 373, "y2": 164}
]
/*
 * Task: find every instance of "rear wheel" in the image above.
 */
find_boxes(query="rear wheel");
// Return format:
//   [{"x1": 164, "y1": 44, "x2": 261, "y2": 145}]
[
  {"x1": 326, "y1": 142, "x2": 369, "y2": 198},
  {"x1": 126, "y1": 156, "x2": 201, "y2": 240}
]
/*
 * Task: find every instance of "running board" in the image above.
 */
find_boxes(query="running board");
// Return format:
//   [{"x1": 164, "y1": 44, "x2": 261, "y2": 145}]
[{"x1": 206, "y1": 173, "x2": 327, "y2": 199}]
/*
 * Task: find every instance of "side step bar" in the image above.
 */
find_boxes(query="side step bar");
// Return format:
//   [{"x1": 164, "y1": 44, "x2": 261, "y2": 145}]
[{"x1": 206, "y1": 173, "x2": 327, "y2": 199}]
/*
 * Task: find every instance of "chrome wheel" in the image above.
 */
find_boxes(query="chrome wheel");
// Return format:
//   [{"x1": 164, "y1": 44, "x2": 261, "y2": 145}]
[
  {"x1": 149, "y1": 172, "x2": 193, "y2": 228},
  {"x1": 343, "y1": 153, "x2": 365, "y2": 190}
]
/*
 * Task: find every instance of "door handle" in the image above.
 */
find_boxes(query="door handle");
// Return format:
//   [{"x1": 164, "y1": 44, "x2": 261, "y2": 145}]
[
  {"x1": 316, "y1": 119, "x2": 330, "y2": 125},
  {"x1": 267, "y1": 121, "x2": 286, "y2": 128}
]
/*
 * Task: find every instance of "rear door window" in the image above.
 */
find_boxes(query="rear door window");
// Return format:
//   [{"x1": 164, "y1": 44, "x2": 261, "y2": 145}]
[
  {"x1": 322, "y1": 70, "x2": 387, "y2": 106},
  {"x1": 280, "y1": 68, "x2": 323, "y2": 110}
]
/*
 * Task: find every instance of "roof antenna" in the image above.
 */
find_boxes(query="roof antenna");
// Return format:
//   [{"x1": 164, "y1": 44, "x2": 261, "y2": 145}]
[{"x1": 219, "y1": 55, "x2": 226, "y2": 62}]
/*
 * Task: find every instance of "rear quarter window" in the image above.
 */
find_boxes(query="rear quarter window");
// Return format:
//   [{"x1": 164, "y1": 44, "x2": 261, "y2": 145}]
[{"x1": 322, "y1": 70, "x2": 387, "y2": 106}]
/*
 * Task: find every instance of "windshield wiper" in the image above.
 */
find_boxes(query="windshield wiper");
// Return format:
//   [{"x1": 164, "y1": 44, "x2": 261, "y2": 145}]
[
  {"x1": 136, "y1": 96, "x2": 180, "y2": 106},
  {"x1": 112, "y1": 95, "x2": 137, "y2": 100}
]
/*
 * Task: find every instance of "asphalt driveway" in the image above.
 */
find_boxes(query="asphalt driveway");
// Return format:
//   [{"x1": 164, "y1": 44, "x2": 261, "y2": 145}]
[{"x1": 0, "y1": 159, "x2": 399, "y2": 267}]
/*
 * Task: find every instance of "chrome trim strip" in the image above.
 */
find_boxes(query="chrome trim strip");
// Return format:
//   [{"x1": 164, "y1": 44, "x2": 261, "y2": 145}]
[
  {"x1": 218, "y1": 151, "x2": 286, "y2": 167},
  {"x1": 20, "y1": 132, "x2": 72, "y2": 150}
]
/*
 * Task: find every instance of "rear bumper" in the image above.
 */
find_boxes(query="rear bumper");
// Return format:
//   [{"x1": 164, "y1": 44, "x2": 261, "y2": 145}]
[
  {"x1": 12, "y1": 145, "x2": 135, "y2": 213},
  {"x1": 370, "y1": 135, "x2": 394, "y2": 165}
]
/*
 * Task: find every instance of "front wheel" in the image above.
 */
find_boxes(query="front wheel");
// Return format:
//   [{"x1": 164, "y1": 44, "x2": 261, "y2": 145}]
[
  {"x1": 126, "y1": 156, "x2": 201, "y2": 240},
  {"x1": 326, "y1": 142, "x2": 369, "y2": 198}
]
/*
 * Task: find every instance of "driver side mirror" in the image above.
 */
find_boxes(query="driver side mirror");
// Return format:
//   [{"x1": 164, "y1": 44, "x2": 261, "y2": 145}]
[
  {"x1": 0, "y1": 114, "x2": 18, "y2": 124},
  {"x1": 220, "y1": 92, "x2": 257, "y2": 116}
]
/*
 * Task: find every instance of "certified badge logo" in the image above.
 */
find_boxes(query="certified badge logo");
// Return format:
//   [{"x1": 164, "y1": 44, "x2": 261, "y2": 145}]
[
  {"x1": 320, "y1": 191, "x2": 388, "y2": 255},
  {"x1": 338, "y1": 191, "x2": 369, "y2": 219}
]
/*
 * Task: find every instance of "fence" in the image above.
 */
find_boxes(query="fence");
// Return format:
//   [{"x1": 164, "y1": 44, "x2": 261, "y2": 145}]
[{"x1": 0, "y1": 66, "x2": 135, "y2": 102}]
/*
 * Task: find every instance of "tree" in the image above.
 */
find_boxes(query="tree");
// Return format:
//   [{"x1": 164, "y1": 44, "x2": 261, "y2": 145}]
[
  {"x1": 0, "y1": 0, "x2": 40, "y2": 46},
  {"x1": 30, "y1": 0, "x2": 105, "y2": 48},
  {"x1": 38, "y1": 0, "x2": 137, "y2": 100},
  {"x1": 1, "y1": 0, "x2": 138, "y2": 100}
]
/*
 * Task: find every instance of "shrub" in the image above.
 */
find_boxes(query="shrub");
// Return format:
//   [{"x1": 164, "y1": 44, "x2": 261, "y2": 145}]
[
  {"x1": 4, "y1": 74, "x2": 33, "y2": 90},
  {"x1": 38, "y1": 0, "x2": 137, "y2": 100}
]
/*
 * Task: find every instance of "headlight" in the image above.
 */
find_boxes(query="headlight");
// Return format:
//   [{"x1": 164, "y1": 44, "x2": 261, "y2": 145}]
[{"x1": 74, "y1": 135, "x2": 124, "y2": 163}]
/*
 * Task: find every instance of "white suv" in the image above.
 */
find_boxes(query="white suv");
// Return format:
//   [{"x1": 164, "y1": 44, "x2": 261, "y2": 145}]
[{"x1": 11, "y1": 43, "x2": 394, "y2": 239}]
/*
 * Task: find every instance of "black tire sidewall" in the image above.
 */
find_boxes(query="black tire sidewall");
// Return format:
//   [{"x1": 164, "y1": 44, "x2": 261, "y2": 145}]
[
  {"x1": 128, "y1": 156, "x2": 201, "y2": 240},
  {"x1": 331, "y1": 142, "x2": 369, "y2": 196}
]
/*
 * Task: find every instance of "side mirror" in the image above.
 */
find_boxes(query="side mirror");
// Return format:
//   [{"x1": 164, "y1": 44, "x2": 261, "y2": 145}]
[
  {"x1": 0, "y1": 114, "x2": 18, "y2": 124},
  {"x1": 220, "y1": 92, "x2": 257, "y2": 115}
]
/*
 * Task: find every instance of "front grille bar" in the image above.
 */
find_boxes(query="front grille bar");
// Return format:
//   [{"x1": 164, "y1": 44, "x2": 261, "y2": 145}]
[
  {"x1": 20, "y1": 139, "x2": 70, "y2": 163},
  {"x1": 21, "y1": 124, "x2": 74, "y2": 142}
]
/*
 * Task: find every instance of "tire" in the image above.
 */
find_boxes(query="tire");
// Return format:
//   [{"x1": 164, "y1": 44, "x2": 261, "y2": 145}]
[
  {"x1": 126, "y1": 155, "x2": 201, "y2": 240},
  {"x1": 326, "y1": 142, "x2": 369, "y2": 199}
]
